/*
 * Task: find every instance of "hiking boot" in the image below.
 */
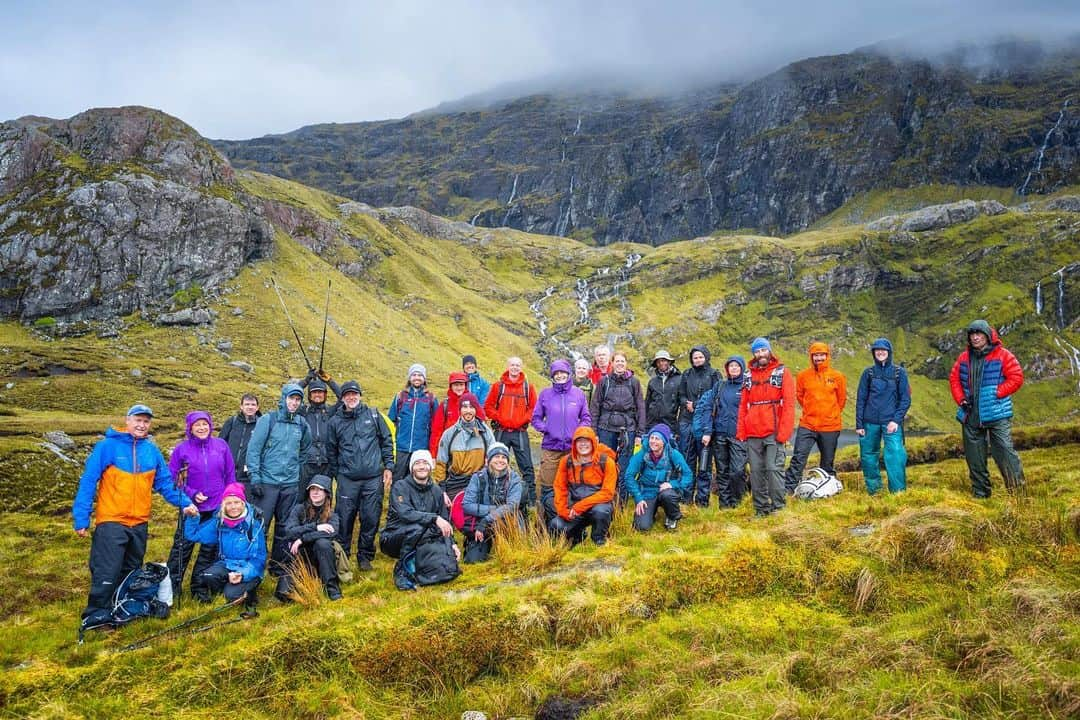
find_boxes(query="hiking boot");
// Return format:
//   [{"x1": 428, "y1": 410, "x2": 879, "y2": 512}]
[
  {"x1": 326, "y1": 584, "x2": 343, "y2": 601},
  {"x1": 240, "y1": 607, "x2": 259, "y2": 620},
  {"x1": 192, "y1": 591, "x2": 212, "y2": 604},
  {"x1": 664, "y1": 517, "x2": 678, "y2": 531},
  {"x1": 358, "y1": 558, "x2": 373, "y2": 572}
]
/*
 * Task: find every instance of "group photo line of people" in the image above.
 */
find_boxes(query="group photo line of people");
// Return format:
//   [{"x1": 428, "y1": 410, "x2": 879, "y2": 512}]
[{"x1": 73, "y1": 319, "x2": 1026, "y2": 628}]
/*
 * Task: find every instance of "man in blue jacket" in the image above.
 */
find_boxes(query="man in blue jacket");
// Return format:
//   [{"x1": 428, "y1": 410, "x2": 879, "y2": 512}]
[
  {"x1": 246, "y1": 383, "x2": 312, "y2": 576},
  {"x1": 855, "y1": 338, "x2": 912, "y2": 494},
  {"x1": 463, "y1": 354, "x2": 492, "y2": 405},
  {"x1": 388, "y1": 364, "x2": 439, "y2": 482},
  {"x1": 695, "y1": 356, "x2": 749, "y2": 508}
]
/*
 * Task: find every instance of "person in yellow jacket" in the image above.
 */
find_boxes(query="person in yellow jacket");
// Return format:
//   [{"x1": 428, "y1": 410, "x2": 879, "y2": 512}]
[{"x1": 784, "y1": 342, "x2": 847, "y2": 493}]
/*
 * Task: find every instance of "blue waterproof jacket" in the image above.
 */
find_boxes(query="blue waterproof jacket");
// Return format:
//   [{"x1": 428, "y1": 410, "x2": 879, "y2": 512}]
[
  {"x1": 462, "y1": 467, "x2": 523, "y2": 530},
  {"x1": 855, "y1": 339, "x2": 912, "y2": 428},
  {"x1": 246, "y1": 384, "x2": 313, "y2": 486},
  {"x1": 184, "y1": 503, "x2": 267, "y2": 582},
  {"x1": 692, "y1": 355, "x2": 746, "y2": 440},
  {"x1": 624, "y1": 441, "x2": 693, "y2": 503},
  {"x1": 389, "y1": 386, "x2": 439, "y2": 454},
  {"x1": 468, "y1": 372, "x2": 492, "y2": 405}
]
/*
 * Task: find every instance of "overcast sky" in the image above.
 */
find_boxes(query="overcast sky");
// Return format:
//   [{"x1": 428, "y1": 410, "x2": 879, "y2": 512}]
[{"x1": 2, "y1": 1, "x2": 1077, "y2": 139}]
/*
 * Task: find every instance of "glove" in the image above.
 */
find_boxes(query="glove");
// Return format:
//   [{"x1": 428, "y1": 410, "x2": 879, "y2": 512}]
[
  {"x1": 960, "y1": 399, "x2": 972, "y2": 412},
  {"x1": 305, "y1": 367, "x2": 318, "y2": 381},
  {"x1": 249, "y1": 484, "x2": 264, "y2": 500},
  {"x1": 318, "y1": 370, "x2": 331, "y2": 382}
]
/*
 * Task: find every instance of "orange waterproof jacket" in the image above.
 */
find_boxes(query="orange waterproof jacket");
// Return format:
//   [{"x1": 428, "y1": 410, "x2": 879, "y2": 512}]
[
  {"x1": 736, "y1": 354, "x2": 796, "y2": 443},
  {"x1": 795, "y1": 342, "x2": 847, "y2": 432},
  {"x1": 484, "y1": 371, "x2": 538, "y2": 431},
  {"x1": 553, "y1": 426, "x2": 617, "y2": 519}
]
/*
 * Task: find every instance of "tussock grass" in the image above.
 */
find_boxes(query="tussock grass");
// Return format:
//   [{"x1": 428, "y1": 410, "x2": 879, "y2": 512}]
[
  {"x1": 491, "y1": 514, "x2": 569, "y2": 573},
  {"x1": 284, "y1": 558, "x2": 326, "y2": 607}
]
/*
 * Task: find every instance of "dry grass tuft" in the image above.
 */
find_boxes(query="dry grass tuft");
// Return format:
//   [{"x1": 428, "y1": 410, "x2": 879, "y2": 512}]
[
  {"x1": 853, "y1": 566, "x2": 877, "y2": 613},
  {"x1": 492, "y1": 514, "x2": 570, "y2": 572},
  {"x1": 285, "y1": 559, "x2": 326, "y2": 607}
]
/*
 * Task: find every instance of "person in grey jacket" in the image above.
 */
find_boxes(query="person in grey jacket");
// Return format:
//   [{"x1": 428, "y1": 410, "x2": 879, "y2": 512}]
[
  {"x1": 461, "y1": 443, "x2": 523, "y2": 563},
  {"x1": 327, "y1": 380, "x2": 394, "y2": 571},
  {"x1": 246, "y1": 383, "x2": 312, "y2": 577}
]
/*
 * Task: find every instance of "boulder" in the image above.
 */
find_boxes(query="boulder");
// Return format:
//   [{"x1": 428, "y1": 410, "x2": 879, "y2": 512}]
[
  {"x1": 866, "y1": 200, "x2": 1008, "y2": 232},
  {"x1": 43, "y1": 430, "x2": 76, "y2": 450},
  {"x1": 157, "y1": 308, "x2": 212, "y2": 326}
]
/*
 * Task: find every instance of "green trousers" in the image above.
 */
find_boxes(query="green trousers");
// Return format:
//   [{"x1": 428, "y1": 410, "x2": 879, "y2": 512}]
[{"x1": 962, "y1": 418, "x2": 1024, "y2": 498}]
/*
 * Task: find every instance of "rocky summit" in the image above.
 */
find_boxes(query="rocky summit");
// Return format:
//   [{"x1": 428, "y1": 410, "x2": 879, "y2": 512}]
[
  {"x1": 215, "y1": 42, "x2": 1080, "y2": 245},
  {"x1": 0, "y1": 107, "x2": 273, "y2": 323}
]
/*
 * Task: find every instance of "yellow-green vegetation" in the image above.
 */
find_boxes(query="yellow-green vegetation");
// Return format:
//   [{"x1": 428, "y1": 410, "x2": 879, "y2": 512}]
[{"x1": 0, "y1": 443, "x2": 1076, "y2": 718}]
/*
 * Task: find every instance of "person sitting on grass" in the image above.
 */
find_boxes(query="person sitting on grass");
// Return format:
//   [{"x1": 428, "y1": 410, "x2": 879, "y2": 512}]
[
  {"x1": 184, "y1": 482, "x2": 265, "y2": 615},
  {"x1": 624, "y1": 423, "x2": 693, "y2": 532},
  {"x1": 282, "y1": 474, "x2": 343, "y2": 601},
  {"x1": 460, "y1": 443, "x2": 523, "y2": 563}
]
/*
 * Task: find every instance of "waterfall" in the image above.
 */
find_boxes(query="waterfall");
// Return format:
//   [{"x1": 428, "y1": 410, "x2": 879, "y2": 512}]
[
  {"x1": 1053, "y1": 337, "x2": 1080, "y2": 392},
  {"x1": 470, "y1": 211, "x2": 482, "y2": 226},
  {"x1": 506, "y1": 174, "x2": 519, "y2": 205},
  {"x1": 574, "y1": 115, "x2": 582, "y2": 136},
  {"x1": 529, "y1": 286, "x2": 556, "y2": 338},
  {"x1": 1055, "y1": 267, "x2": 1067, "y2": 329},
  {"x1": 1019, "y1": 98, "x2": 1071, "y2": 195},
  {"x1": 703, "y1": 140, "x2": 721, "y2": 217},
  {"x1": 575, "y1": 278, "x2": 590, "y2": 325},
  {"x1": 555, "y1": 173, "x2": 575, "y2": 237},
  {"x1": 1035, "y1": 280, "x2": 1043, "y2": 315}
]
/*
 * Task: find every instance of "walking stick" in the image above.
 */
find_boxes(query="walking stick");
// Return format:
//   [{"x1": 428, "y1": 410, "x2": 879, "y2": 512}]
[
  {"x1": 318, "y1": 280, "x2": 331, "y2": 374},
  {"x1": 270, "y1": 277, "x2": 314, "y2": 372},
  {"x1": 120, "y1": 594, "x2": 247, "y2": 652}
]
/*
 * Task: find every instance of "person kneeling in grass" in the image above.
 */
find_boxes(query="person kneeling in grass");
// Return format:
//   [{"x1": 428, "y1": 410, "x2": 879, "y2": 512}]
[
  {"x1": 549, "y1": 426, "x2": 617, "y2": 547},
  {"x1": 283, "y1": 474, "x2": 343, "y2": 601},
  {"x1": 185, "y1": 483, "x2": 265, "y2": 614},
  {"x1": 624, "y1": 423, "x2": 692, "y2": 532},
  {"x1": 461, "y1": 443, "x2": 523, "y2": 563}
]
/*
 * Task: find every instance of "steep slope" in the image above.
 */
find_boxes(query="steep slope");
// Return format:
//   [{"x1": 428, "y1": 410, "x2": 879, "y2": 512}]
[{"x1": 215, "y1": 42, "x2": 1080, "y2": 243}]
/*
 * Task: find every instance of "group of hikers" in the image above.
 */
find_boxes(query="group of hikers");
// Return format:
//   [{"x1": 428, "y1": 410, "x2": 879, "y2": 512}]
[{"x1": 73, "y1": 320, "x2": 1026, "y2": 627}]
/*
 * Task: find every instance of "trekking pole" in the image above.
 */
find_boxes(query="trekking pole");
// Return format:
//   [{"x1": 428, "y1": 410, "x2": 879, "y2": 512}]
[
  {"x1": 173, "y1": 463, "x2": 189, "y2": 608},
  {"x1": 270, "y1": 277, "x2": 314, "y2": 372},
  {"x1": 317, "y1": 279, "x2": 331, "y2": 374},
  {"x1": 119, "y1": 594, "x2": 247, "y2": 652}
]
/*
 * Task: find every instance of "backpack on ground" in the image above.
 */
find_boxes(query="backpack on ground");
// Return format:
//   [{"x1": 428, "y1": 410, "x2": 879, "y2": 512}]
[
  {"x1": 396, "y1": 536, "x2": 461, "y2": 589},
  {"x1": 794, "y1": 467, "x2": 843, "y2": 500},
  {"x1": 332, "y1": 540, "x2": 354, "y2": 584},
  {"x1": 80, "y1": 562, "x2": 172, "y2": 637}
]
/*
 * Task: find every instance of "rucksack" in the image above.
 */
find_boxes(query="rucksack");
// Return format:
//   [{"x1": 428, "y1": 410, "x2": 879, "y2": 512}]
[
  {"x1": 794, "y1": 467, "x2": 843, "y2": 500},
  {"x1": 494, "y1": 378, "x2": 530, "y2": 408},
  {"x1": 80, "y1": 562, "x2": 172, "y2": 638},
  {"x1": 333, "y1": 540, "x2": 354, "y2": 584},
  {"x1": 397, "y1": 537, "x2": 461, "y2": 588}
]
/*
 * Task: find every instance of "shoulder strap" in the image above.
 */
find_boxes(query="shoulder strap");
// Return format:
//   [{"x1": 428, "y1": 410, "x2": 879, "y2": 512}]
[{"x1": 496, "y1": 381, "x2": 505, "y2": 406}]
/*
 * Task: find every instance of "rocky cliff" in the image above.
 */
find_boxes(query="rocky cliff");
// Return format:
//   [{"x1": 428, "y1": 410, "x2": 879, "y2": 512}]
[
  {"x1": 215, "y1": 43, "x2": 1080, "y2": 244},
  {"x1": 0, "y1": 107, "x2": 274, "y2": 322}
]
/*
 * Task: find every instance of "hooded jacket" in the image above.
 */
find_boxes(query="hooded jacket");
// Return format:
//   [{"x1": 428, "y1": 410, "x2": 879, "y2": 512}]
[
  {"x1": 693, "y1": 355, "x2": 746, "y2": 439},
  {"x1": 949, "y1": 321, "x2": 1023, "y2": 426},
  {"x1": 532, "y1": 359, "x2": 592, "y2": 451},
  {"x1": 383, "y1": 473, "x2": 449, "y2": 539},
  {"x1": 246, "y1": 384, "x2": 313, "y2": 487},
  {"x1": 590, "y1": 370, "x2": 646, "y2": 435},
  {"x1": 462, "y1": 465, "x2": 523, "y2": 531},
  {"x1": 168, "y1": 411, "x2": 235, "y2": 512},
  {"x1": 645, "y1": 361, "x2": 682, "y2": 429},
  {"x1": 624, "y1": 431, "x2": 693, "y2": 502},
  {"x1": 484, "y1": 370, "x2": 538, "y2": 431},
  {"x1": 434, "y1": 416, "x2": 495, "y2": 484},
  {"x1": 284, "y1": 478, "x2": 341, "y2": 544},
  {"x1": 467, "y1": 371, "x2": 492, "y2": 405},
  {"x1": 299, "y1": 397, "x2": 338, "y2": 467},
  {"x1": 796, "y1": 342, "x2": 847, "y2": 432},
  {"x1": 73, "y1": 426, "x2": 191, "y2": 530},
  {"x1": 856, "y1": 339, "x2": 913, "y2": 428},
  {"x1": 736, "y1": 353, "x2": 796, "y2": 443},
  {"x1": 184, "y1": 502, "x2": 266, "y2": 582},
  {"x1": 219, "y1": 409, "x2": 261, "y2": 481},
  {"x1": 327, "y1": 400, "x2": 394, "y2": 480},
  {"x1": 429, "y1": 372, "x2": 487, "y2": 456},
  {"x1": 553, "y1": 426, "x2": 618, "y2": 519},
  {"x1": 389, "y1": 384, "x2": 439, "y2": 454},
  {"x1": 676, "y1": 345, "x2": 719, "y2": 424}
]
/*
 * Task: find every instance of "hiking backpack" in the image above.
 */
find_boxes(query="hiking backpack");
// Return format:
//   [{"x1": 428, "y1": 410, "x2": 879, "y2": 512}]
[
  {"x1": 79, "y1": 562, "x2": 172, "y2": 638},
  {"x1": 794, "y1": 467, "x2": 843, "y2": 500}
]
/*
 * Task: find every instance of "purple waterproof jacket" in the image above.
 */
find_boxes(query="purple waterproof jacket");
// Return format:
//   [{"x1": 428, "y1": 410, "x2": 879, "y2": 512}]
[
  {"x1": 531, "y1": 359, "x2": 592, "y2": 451},
  {"x1": 168, "y1": 411, "x2": 235, "y2": 512}
]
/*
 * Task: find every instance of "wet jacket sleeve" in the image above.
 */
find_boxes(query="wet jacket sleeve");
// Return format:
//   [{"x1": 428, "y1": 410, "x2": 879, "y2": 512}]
[
  {"x1": 624, "y1": 449, "x2": 646, "y2": 503},
  {"x1": 949, "y1": 355, "x2": 966, "y2": 405},
  {"x1": 226, "y1": 524, "x2": 266, "y2": 581},
  {"x1": 184, "y1": 514, "x2": 219, "y2": 545},
  {"x1": 692, "y1": 387, "x2": 715, "y2": 438},
  {"x1": 588, "y1": 380, "x2": 602, "y2": 430},
  {"x1": 376, "y1": 413, "x2": 394, "y2": 470},
  {"x1": 429, "y1": 407, "x2": 446, "y2": 458},
  {"x1": 219, "y1": 416, "x2": 233, "y2": 441},
  {"x1": 246, "y1": 415, "x2": 270, "y2": 484},
  {"x1": 855, "y1": 370, "x2": 871, "y2": 428},
  {"x1": 530, "y1": 393, "x2": 548, "y2": 435},
  {"x1": 553, "y1": 456, "x2": 571, "y2": 520},
  {"x1": 72, "y1": 441, "x2": 108, "y2": 530},
  {"x1": 777, "y1": 370, "x2": 796, "y2": 444},
  {"x1": 483, "y1": 387, "x2": 500, "y2": 426},
  {"x1": 151, "y1": 448, "x2": 189, "y2": 508},
  {"x1": 997, "y1": 349, "x2": 1024, "y2": 398},
  {"x1": 633, "y1": 379, "x2": 646, "y2": 435},
  {"x1": 894, "y1": 369, "x2": 912, "y2": 424},
  {"x1": 433, "y1": 427, "x2": 450, "y2": 482},
  {"x1": 578, "y1": 392, "x2": 592, "y2": 427},
  {"x1": 298, "y1": 417, "x2": 313, "y2": 467},
  {"x1": 388, "y1": 394, "x2": 401, "y2": 423},
  {"x1": 670, "y1": 449, "x2": 693, "y2": 493},
  {"x1": 735, "y1": 386, "x2": 750, "y2": 442},
  {"x1": 526, "y1": 382, "x2": 538, "y2": 420},
  {"x1": 462, "y1": 472, "x2": 488, "y2": 518},
  {"x1": 284, "y1": 504, "x2": 316, "y2": 541}
]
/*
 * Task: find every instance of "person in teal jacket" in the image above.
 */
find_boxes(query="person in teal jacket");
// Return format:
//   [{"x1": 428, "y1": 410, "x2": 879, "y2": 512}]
[
  {"x1": 245, "y1": 383, "x2": 312, "y2": 576},
  {"x1": 184, "y1": 482, "x2": 265, "y2": 611},
  {"x1": 624, "y1": 423, "x2": 692, "y2": 532}
]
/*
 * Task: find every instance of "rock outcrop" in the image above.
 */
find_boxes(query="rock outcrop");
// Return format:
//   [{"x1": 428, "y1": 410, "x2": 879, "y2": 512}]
[
  {"x1": 865, "y1": 200, "x2": 1009, "y2": 232},
  {"x1": 0, "y1": 107, "x2": 274, "y2": 322},
  {"x1": 215, "y1": 43, "x2": 1080, "y2": 244}
]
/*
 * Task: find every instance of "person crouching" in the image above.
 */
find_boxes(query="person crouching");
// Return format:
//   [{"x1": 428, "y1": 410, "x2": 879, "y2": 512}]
[
  {"x1": 283, "y1": 474, "x2": 343, "y2": 601},
  {"x1": 461, "y1": 443, "x2": 523, "y2": 563},
  {"x1": 185, "y1": 482, "x2": 266, "y2": 613},
  {"x1": 625, "y1": 423, "x2": 693, "y2": 532}
]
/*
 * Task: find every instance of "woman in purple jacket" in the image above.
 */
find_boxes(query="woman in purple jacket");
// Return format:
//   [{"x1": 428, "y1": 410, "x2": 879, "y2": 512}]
[
  {"x1": 531, "y1": 359, "x2": 592, "y2": 524},
  {"x1": 167, "y1": 411, "x2": 236, "y2": 600}
]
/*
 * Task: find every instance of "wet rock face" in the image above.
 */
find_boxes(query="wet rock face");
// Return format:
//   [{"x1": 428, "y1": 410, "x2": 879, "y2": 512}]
[
  {"x1": 0, "y1": 108, "x2": 274, "y2": 322},
  {"x1": 216, "y1": 49, "x2": 1080, "y2": 244},
  {"x1": 866, "y1": 200, "x2": 1009, "y2": 232}
]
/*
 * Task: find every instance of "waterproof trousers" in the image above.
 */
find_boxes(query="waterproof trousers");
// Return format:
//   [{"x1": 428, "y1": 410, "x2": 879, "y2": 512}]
[
  {"x1": 859, "y1": 424, "x2": 907, "y2": 494},
  {"x1": 962, "y1": 418, "x2": 1025, "y2": 498},
  {"x1": 83, "y1": 521, "x2": 147, "y2": 619},
  {"x1": 746, "y1": 435, "x2": 786, "y2": 515},
  {"x1": 336, "y1": 476, "x2": 384, "y2": 563}
]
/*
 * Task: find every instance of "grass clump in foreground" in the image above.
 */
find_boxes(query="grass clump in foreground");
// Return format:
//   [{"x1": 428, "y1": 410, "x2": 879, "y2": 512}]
[{"x1": 0, "y1": 441, "x2": 1076, "y2": 718}]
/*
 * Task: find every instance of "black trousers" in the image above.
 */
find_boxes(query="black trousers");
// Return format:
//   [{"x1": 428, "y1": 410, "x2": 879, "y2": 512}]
[
  {"x1": 632, "y1": 488, "x2": 682, "y2": 531},
  {"x1": 337, "y1": 476, "x2": 384, "y2": 563},
  {"x1": 784, "y1": 428, "x2": 840, "y2": 492},
  {"x1": 380, "y1": 522, "x2": 439, "y2": 559},
  {"x1": 166, "y1": 509, "x2": 218, "y2": 595},
  {"x1": 709, "y1": 436, "x2": 748, "y2": 507},
  {"x1": 253, "y1": 484, "x2": 299, "y2": 576},
  {"x1": 297, "y1": 537, "x2": 339, "y2": 587},
  {"x1": 548, "y1": 503, "x2": 613, "y2": 546},
  {"x1": 199, "y1": 563, "x2": 261, "y2": 605},
  {"x1": 83, "y1": 522, "x2": 147, "y2": 619}
]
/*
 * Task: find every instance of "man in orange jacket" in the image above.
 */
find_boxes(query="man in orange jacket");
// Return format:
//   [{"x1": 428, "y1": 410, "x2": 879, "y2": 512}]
[
  {"x1": 736, "y1": 338, "x2": 795, "y2": 517},
  {"x1": 549, "y1": 426, "x2": 617, "y2": 546},
  {"x1": 784, "y1": 342, "x2": 847, "y2": 493},
  {"x1": 484, "y1": 356, "x2": 538, "y2": 520}
]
